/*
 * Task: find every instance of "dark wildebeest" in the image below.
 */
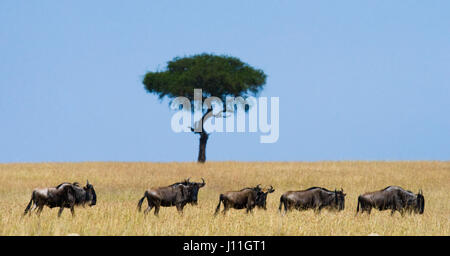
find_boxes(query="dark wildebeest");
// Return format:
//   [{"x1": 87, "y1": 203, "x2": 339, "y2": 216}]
[
  {"x1": 255, "y1": 185, "x2": 275, "y2": 210},
  {"x1": 214, "y1": 184, "x2": 273, "y2": 215},
  {"x1": 137, "y1": 178, "x2": 206, "y2": 216},
  {"x1": 279, "y1": 187, "x2": 346, "y2": 214},
  {"x1": 23, "y1": 180, "x2": 97, "y2": 217},
  {"x1": 356, "y1": 186, "x2": 424, "y2": 216}
]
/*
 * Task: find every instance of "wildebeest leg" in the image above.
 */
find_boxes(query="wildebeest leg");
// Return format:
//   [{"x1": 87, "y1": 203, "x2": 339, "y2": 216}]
[
  {"x1": 222, "y1": 201, "x2": 230, "y2": 215},
  {"x1": 395, "y1": 199, "x2": 403, "y2": 216},
  {"x1": 70, "y1": 206, "x2": 75, "y2": 217},
  {"x1": 58, "y1": 207, "x2": 64, "y2": 217},
  {"x1": 246, "y1": 206, "x2": 253, "y2": 214},
  {"x1": 318, "y1": 205, "x2": 325, "y2": 213},
  {"x1": 314, "y1": 205, "x2": 323, "y2": 214},
  {"x1": 30, "y1": 202, "x2": 37, "y2": 214},
  {"x1": 23, "y1": 201, "x2": 37, "y2": 217},
  {"x1": 36, "y1": 205, "x2": 44, "y2": 216},
  {"x1": 143, "y1": 194, "x2": 154, "y2": 215},
  {"x1": 153, "y1": 200, "x2": 161, "y2": 216},
  {"x1": 154, "y1": 205, "x2": 160, "y2": 216},
  {"x1": 278, "y1": 197, "x2": 285, "y2": 214},
  {"x1": 391, "y1": 201, "x2": 399, "y2": 216},
  {"x1": 282, "y1": 201, "x2": 288, "y2": 215},
  {"x1": 390, "y1": 208, "x2": 396, "y2": 216},
  {"x1": 144, "y1": 204, "x2": 154, "y2": 215},
  {"x1": 26, "y1": 202, "x2": 38, "y2": 216},
  {"x1": 286, "y1": 201, "x2": 293, "y2": 213},
  {"x1": 176, "y1": 204, "x2": 184, "y2": 216},
  {"x1": 144, "y1": 205, "x2": 154, "y2": 215}
]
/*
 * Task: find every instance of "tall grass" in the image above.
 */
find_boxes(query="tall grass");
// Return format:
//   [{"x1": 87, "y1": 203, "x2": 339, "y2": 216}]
[{"x1": 0, "y1": 161, "x2": 448, "y2": 235}]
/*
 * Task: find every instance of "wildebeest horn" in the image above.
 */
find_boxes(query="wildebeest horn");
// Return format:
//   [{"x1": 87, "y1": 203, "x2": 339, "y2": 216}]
[
  {"x1": 201, "y1": 178, "x2": 205, "y2": 185},
  {"x1": 268, "y1": 185, "x2": 274, "y2": 192},
  {"x1": 87, "y1": 180, "x2": 90, "y2": 185}
]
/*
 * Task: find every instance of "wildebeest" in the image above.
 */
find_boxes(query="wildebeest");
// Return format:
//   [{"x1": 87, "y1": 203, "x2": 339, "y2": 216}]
[
  {"x1": 356, "y1": 186, "x2": 424, "y2": 216},
  {"x1": 279, "y1": 187, "x2": 346, "y2": 214},
  {"x1": 255, "y1": 185, "x2": 275, "y2": 210},
  {"x1": 23, "y1": 180, "x2": 97, "y2": 217},
  {"x1": 214, "y1": 184, "x2": 274, "y2": 215},
  {"x1": 137, "y1": 178, "x2": 206, "y2": 216}
]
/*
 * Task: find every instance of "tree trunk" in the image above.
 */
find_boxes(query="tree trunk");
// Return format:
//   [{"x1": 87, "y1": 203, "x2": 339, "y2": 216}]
[{"x1": 197, "y1": 131, "x2": 209, "y2": 163}]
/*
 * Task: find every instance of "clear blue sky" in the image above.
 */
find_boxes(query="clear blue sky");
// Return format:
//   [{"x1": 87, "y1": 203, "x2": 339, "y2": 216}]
[{"x1": 1, "y1": 1, "x2": 449, "y2": 163}]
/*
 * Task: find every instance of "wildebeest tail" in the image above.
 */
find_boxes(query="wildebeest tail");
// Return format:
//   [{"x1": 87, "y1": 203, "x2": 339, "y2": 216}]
[
  {"x1": 23, "y1": 192, "x2": 35, "y2": 215},
  {"x1": 278, "y1": 195, "x2": 284, "y2": 213},
  {"x1": 137, "y1": 191, "x2": 148, "y2": 212},
  {"x1": 356, "y1": 195, "x2": 361, "y2": 213},
  {"x1": 214, "y1": 194, "x2": 224, "y2": 216},
  {"x1": 279, "y1": 195, "x2": 288, "y2": 214}
]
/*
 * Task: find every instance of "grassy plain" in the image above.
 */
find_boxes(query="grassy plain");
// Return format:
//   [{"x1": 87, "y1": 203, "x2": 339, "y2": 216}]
[{"x1": 0, "y1": 161, "x2": 448, "y2": 235}]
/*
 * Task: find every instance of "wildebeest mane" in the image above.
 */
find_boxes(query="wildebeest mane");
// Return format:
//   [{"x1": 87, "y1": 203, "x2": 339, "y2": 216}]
[
  {"x1": 305, "y1": 186, "x2": 332, "y2": 192},
  {"x1": 239, "y1": 185, "x2": 261, "y2": 192},
  {"x1": 56, "y1": 182, "x2": 80, "y2": 189},
  {"x1": 169, "y1": 178, "x2": 194, "y2": 187},
  {"x1": 169, "y1": 181, "x2": 188, "y2": 187},
  {"x1": 381, "y1": 186, "x2": 415, "y2": 195}
]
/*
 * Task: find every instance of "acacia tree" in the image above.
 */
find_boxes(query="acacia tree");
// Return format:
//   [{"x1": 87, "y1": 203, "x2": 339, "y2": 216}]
[{"x1": 143, "y1": 53, "x2": 266, "y2": 163}]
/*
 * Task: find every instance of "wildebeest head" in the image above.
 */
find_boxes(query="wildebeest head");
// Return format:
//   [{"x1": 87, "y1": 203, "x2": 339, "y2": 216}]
[
  {"x1": 415, "y1": 189, "x2": 425, "y2": 214},
  {"x1": 181, "y1": 178, "x2": 206, "y2": 205},
  {"x1": 83, "y1": 180, "x2": 97, "y2": 206},
  {"x1": 334, "y1": 188, "x2": 346, "y2": 211},
  {"x1": 256, "y1": 185, "x2": 275, "y2": 209}
]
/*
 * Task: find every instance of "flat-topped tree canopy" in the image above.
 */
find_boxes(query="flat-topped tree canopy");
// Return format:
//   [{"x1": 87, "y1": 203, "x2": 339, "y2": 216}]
[
  {"x1": 143, "y1": 53, "x2": 267, "y2": 103},
  {"x1": 142, "y1": 53, "x2": 267, "y2": 163}
]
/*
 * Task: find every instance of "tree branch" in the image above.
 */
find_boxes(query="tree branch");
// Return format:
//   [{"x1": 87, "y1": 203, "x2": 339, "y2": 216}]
[
  {"x1": 190, "y1": 108, "x2": 213, "y2": 134},
  {"x1": 190, "y1": 107, "x2": 230, "y2": 135}
]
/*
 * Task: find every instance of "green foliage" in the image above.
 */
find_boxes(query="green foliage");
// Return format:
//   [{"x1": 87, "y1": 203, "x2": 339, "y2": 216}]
[{"x1": 143, "y1": 53, "x2": 267, "y2": 103}]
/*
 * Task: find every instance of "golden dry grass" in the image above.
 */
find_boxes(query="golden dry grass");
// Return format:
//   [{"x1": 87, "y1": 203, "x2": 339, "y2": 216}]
[{"x1": 0, "y1": 161, "x2": 449, "y2": 236}]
